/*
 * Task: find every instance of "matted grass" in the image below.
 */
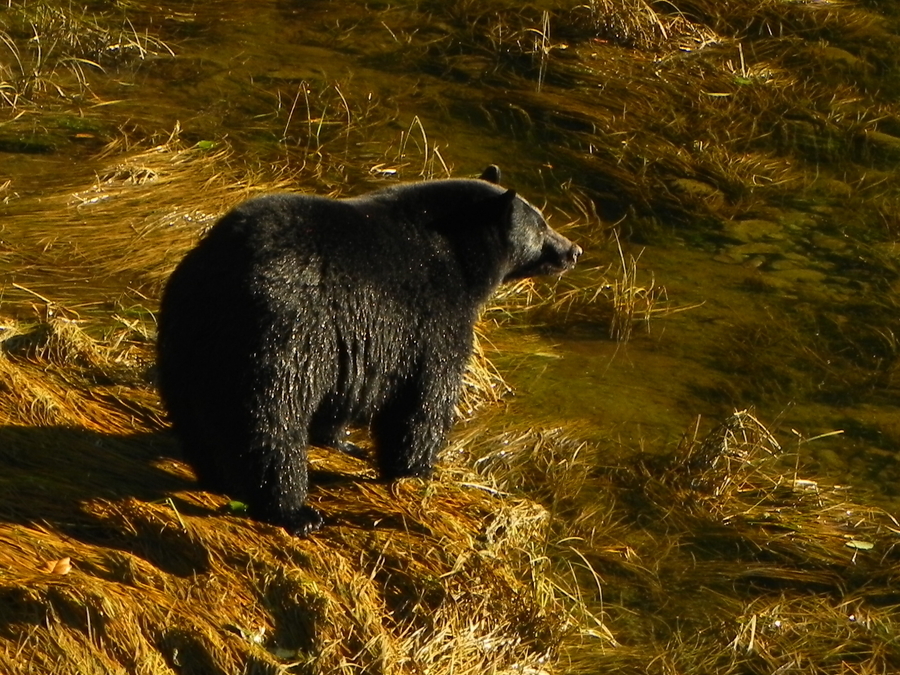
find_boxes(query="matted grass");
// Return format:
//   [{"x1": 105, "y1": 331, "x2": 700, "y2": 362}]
[
  {"x1": 7, "y1": 312, "x2": 899, "y2": 674},
  {"x1": 0, "y1": 315, "x2": 600, "y2": 675}
]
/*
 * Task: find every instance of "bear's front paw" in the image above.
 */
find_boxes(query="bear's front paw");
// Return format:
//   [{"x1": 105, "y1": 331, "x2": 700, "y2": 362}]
[{"x1": 284, "y1": 505, "x2": 325, "y2": 537}]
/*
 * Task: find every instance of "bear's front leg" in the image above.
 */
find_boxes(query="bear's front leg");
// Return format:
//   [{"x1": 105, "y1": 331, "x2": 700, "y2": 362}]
[{"x1": 371, "y1": 370, "x2": 459, "y2": 480}]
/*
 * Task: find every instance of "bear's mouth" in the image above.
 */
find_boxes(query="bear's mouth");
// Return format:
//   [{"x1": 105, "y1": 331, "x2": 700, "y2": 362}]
[
  {"x1": 546, "y1": 243, "x2": 582, "y2": 275},
  {"x1": 504, "y1": 244, "x2": 582, "y2": 281}
]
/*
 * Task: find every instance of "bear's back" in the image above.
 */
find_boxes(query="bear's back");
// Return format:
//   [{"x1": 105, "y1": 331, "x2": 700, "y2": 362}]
[{"x1": 200, "y1": 182, "x2": 508, "y2": 307}]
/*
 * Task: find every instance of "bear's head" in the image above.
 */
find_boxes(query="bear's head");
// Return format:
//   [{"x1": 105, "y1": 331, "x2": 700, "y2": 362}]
[{"x1": 477, "y1": 166, "x2": 583, "y2": 283}]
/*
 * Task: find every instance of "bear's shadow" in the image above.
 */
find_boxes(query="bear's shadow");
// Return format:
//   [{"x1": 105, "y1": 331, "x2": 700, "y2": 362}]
[
  {"x1": 0, "y1": 424, "x2": 214, "y2": 575},
  {"x1": 0, "y1": 425, "x2": 384, "y2": 576}
]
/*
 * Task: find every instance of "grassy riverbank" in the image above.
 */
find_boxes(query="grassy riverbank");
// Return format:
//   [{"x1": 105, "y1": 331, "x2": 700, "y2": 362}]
[{"x1": 2, "y1": 1, "x2": 900, "y2": 673}]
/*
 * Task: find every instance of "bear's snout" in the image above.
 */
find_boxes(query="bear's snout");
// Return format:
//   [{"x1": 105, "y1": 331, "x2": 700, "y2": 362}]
[
  {"x1": 554, "y1": 239, "x2": 582, "y2": 273},
  {"x1": 532, "y1": 235, "x2": 582, "y2": 278}
]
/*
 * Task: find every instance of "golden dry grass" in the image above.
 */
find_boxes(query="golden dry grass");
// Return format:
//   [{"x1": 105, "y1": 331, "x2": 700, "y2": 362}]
[
  {"x1": 0, "y1": 315, "x2": 600, "y2": 675},
  {"x1": 9, "y1": 314, "x2": 898, "y2": 674}
]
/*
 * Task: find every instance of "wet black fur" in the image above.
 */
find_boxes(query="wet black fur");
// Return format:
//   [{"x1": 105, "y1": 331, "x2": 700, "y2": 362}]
[{"x1": 156, "y1": 167, "x2": 581, "y2": 535}]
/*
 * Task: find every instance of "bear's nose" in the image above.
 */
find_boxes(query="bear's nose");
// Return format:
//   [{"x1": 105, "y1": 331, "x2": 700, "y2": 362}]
[{"x1": 567, "y1": 244, "x2": 583, "y2": 265}]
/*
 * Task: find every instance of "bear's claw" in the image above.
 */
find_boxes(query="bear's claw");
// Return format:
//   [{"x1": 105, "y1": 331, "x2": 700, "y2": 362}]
[{"x1": 283, "y1": 505, "x2": 325, "y2": 537}]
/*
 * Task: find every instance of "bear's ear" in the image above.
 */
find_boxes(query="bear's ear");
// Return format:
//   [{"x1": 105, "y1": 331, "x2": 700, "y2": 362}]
[
  {"x1": 480, "y1": 165, "x2": 501, "y2": 184},
  {"x1": 475, "y1": 188, "x2": 516, "y2": 225},
  {"x1": 488, "y1": 188, "x2": 517, "y2": 221}
]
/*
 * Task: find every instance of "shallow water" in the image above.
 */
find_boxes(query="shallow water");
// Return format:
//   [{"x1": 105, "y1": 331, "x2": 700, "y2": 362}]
[{"x1": 2, "y1": 3, "x2": 899, "y2": 500}]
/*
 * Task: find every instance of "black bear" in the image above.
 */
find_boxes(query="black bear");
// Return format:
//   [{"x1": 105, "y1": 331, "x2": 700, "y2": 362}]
[{"x1": 156, "y1": 166, "x2": 581, "y2": 535}]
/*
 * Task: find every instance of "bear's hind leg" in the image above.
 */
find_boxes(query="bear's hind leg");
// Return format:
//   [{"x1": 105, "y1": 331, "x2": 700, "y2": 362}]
[{"x1": 371, "y1": 376, "x2": 456, "y2": 480}]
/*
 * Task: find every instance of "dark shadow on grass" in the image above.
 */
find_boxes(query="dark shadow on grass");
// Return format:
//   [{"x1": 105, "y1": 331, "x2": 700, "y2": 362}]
[
  {"x1": 0, "y1": 424, "x2": 213, "y2": 576},
  {"x1": 0, "y1": 425, "x2": 412, "y2": 574}
]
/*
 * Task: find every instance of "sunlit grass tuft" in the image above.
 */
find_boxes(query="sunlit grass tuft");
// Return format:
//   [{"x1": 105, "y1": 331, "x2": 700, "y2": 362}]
[{"x1": 0, "y1": 4, "x2": 173, "y2": 109}]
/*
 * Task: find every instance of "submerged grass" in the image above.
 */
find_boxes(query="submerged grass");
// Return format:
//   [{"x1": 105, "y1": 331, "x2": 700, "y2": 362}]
[
  {"x1": 710, "y1": 297, "x2": 900, "y2": 409},
  {"x1": 1, "y1": 133, "x2": 274, "y2": 315},
  {"x1": 0, "y1": 3, "x2": 173, "y2": 109},
  {"x1": 465, "y1": 411, "x2": 900, "y2": 674},
  {"x1": 392, "y1": 0, "x2": 900, "y2": 243}
]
